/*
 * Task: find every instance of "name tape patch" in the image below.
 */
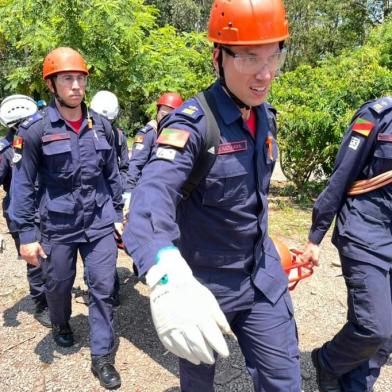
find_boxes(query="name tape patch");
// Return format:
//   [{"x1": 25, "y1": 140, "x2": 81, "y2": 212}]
[{"x1": 217, "y1": 140, "x2": 247, "y2": 155}]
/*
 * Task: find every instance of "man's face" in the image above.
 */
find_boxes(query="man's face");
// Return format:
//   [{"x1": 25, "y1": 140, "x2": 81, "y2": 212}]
[
  {"x1": 213, "y1": 42, "x2": 283, "y2": 107},
  {"x1": 47, "y1": 71, "x2": 87, "y2": 107},
  {"x1": 157, "y1": 104, "x2": 174, "y2": 123}
]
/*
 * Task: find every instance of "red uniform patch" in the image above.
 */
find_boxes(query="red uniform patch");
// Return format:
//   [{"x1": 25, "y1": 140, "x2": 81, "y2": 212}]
[
  {"x1": 217, "y1": 140, "x2": 247, "y2": 155},
  {"x1": 377, "y1": 134, "x2": 392, "y2": 142},
  {"x1": 41, "y1": 133, "x2": 70, "y2": 143}
]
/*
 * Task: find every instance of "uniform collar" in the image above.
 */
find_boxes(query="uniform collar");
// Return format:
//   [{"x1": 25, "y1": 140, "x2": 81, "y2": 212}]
[
  {"x1": 210, "y1": 80, "x2": 242, "y2": 125},
  {"x1": 47, "y1": 98, "x2": 87, "y2": 124},
  {"x1": 210, "y1": 80, "x2": 266, "y2": 125}
]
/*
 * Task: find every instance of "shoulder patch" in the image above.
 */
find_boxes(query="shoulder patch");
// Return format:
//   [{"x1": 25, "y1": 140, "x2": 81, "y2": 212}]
[
  {"x1": 20, "y1": 112, "x2": 43, "y2": 128},
  {"x1": 13, "y1": 135, "x2": 24, "y2": 150},
  {"x1": 179, "y1": 102, "x2": 203, "y2": 121},
  {"x1": 0, "y1": 138, "x2": 11, "y2": 153},
  {"x1": 134, "y1": 135, "x2": 144, "y2": 143},
  {"x1": 138, "y1": 124, "x2": 154, "y2": 134},
  {"x1": 147, "y1": 119, "x2": 157, "y2": 131},
  {"x1": 351, "y1": 117, "x2": 374, "y2": 137},
  {"x1": 157, "y1": 128, "x2": 190, "y2": 149},
  {"x1": 369, "y1": 97, "x2": 392, "y2": 114}
]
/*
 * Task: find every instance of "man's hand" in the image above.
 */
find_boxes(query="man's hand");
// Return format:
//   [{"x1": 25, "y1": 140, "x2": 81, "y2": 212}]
[
  {"x1": 146, "y1": 246, "x2": 231, "y2": 365},
  {"x1": 20, "y1": 242, "x2": 47, "y2": 266},
  {"x1": 302, "y1": 241, "x2": 320, "y2": 266}
]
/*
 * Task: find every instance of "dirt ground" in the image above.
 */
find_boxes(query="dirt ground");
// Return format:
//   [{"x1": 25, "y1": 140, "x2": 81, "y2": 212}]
[{"x1": 0, "y1": 187, "x2": 391, "y2": 392}]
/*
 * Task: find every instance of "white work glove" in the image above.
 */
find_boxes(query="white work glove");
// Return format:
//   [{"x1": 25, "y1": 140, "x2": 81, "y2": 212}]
[{"x1": 146, "y1": 246, "x2": 231, "y2": 365}]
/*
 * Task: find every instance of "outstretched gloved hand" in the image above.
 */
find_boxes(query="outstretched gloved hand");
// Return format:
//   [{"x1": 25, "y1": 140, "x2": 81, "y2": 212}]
[{"x1": 146, "y1": 246, "x2": 231, "y2": 365}]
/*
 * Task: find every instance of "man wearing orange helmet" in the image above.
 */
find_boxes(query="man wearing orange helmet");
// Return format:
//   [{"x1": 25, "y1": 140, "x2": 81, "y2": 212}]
[
  {"x1": 122, "y1": 1, "x2": 301, "y2": 391},
  {"x1": 10, "y1": 47, "x2": 123, "y2": 389}
]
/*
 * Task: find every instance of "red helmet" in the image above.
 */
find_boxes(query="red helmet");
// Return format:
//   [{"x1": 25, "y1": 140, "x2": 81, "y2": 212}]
[
  {"x1": 272, "y1": 237, "x2": 313, "y2": 291},
  {"x1": 208, "y1": 0, "x2": 289, "y2": 46},
  {"x1": 157, "y1": 92, "x2": 184, "y2": 110},
  {"x1": 43, "y1": 47, "x2": 89, "y2": 80}
]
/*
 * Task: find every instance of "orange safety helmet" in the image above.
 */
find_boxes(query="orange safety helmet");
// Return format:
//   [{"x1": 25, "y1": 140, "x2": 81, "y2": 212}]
[
  {"x1": 208, "y1": 0, "x2": 289, "y2": 46},
  {"x1": 157, "y1": 92, "x2": 184, "y2": 110},
  {"x1": 43, "y1": 47, "x2": 89, "y2": 80},
  {"x1": 272, "y1": 237, "x2": 313, "y2": 291}
]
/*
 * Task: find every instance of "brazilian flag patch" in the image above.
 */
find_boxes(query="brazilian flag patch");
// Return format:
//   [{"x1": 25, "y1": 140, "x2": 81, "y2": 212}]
[{"x1": 351, "y1": 117, "x2": 374, "y2": 137}]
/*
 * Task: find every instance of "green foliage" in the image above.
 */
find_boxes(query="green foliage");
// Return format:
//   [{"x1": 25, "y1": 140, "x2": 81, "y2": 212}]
[
  {"x1": 271, "y1": 43, "x2": 392, "y2": 193},
  {"x1": 0, "y1": 0, "x2": 214, "y2": 133},
  {"x1": 145, "y1": 0, "x2": 212, "y2": 32},
  {"x1": 285, "y1": 0, "x2": 373, "y2": 70},
  {"x1": 130, "y1": 26, "x2": 213, "y2": 129}
]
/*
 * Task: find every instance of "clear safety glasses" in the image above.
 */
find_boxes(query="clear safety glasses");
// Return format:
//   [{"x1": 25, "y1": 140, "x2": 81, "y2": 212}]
[
  {"x1": 221, "y1": 46, "x2": 287, "y2": 75},
  {"x1": 55, "y1": 74, "x2": 88, "y2": 87}
]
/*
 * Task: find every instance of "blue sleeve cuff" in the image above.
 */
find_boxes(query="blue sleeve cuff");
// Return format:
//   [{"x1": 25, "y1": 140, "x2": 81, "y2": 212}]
[
  {"x1": 19, "y1": 229, "x2": 39, "y2": 244},
  {"x1": 308, "y1": 229, "x2": 324, "y2": 245},
  {"x1": 124, "y1": 239, "x2": 174, "y2": 277}
]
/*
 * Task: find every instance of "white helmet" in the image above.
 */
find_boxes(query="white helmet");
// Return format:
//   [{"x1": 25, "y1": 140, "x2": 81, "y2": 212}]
[
  {"x1": 90, "y1": 90, "x2": 119, "y2": 121},
  {"x1": 0, "y1": 94, "x2": 38, "y2": 128}
]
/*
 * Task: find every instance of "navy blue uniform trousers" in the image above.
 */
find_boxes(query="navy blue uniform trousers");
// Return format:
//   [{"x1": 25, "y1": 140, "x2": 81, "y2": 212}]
[
  {"x1": 319, "y1": 256, "x2": 392, "y2": 392},
  {"x1": 179, "y1": 291, "x2": 301, "y2": 392},
  {"x1": 40, "y1": 233, "x2": 117, "y2": 356}
]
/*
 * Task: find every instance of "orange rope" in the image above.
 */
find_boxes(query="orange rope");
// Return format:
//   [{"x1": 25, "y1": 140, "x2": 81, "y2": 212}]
[{"x1": 347, "y1": 170, "x2": 392, "y2": 196}]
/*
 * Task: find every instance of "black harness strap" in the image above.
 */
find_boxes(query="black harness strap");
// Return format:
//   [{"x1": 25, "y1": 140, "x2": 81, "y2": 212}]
[{"x1": 181, "y1": 89, "x2": 221, "y2": 200}]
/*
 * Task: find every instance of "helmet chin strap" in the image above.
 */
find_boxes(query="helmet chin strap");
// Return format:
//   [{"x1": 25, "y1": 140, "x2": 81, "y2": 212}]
[
  {"x1": 50, "y1": 78, "x2": 80, "y2": 109},
  {"x1": 217, "y1": 47, "x2": 250, "y2": 111}
]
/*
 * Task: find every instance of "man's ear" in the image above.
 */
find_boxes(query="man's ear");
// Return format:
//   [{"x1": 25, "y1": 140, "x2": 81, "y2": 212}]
[
  {"x1": 46, "y1": 78, "x2": 55, "y2": 94},
  {"x1": 212, "y1": 47, "x2": 221, "y2": 75}
]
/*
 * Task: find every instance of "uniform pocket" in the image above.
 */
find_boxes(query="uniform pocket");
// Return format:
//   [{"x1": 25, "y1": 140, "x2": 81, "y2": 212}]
[
  {"x1": 373, "y1": 142, "x2": 392, "y2": 173},
  {"x1": 340, "y1": 199, "x2": 392, "y2": 249},
  {"x1": 93, "y1": 136, "x2": 112, "y2": 168},
  {"x1": 42, "y1": 140, "x2": 73, "y2": 172},
  {"x1": 345, "y1": 276, "x2": 377, "y2": 330},
  {"x1": 46, "y1": 195, "x2": 76, "y2": 231},
  {"x1": 282, "y1": 291, "x2": 300, "y2": 358},
  {"x1": 93, "y1": 136, "x2": 111, "y2": 152},
  {"x1": 202, "y1": 156, "x2": 248, "y2": 207}
]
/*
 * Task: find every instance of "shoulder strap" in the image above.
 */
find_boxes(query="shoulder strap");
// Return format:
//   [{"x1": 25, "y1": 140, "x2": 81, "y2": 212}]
[
  {"x1": 90, "y1": 110, "x2": 112, "y2": 142},
  {"x1": 181, "y1": 89, "x2": 221, "y2": 200},
  {"x1": 41, "y1": 108, "x2": 51, "y2": 136}
]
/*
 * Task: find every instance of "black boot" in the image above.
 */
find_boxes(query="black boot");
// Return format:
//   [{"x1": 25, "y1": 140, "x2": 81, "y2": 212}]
[
  {"x1": 91, "y1": 354, "x2": 121, "y2": 390},
  {"x1": 34, "y1": 299, "x2": 51, "y2": 328},
  {"x1": 311, "y1": 348, "x2": 342, "y2": 392},
  {"x1": 52, "y1": 322, "x2": 74, "y2": 347}
]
